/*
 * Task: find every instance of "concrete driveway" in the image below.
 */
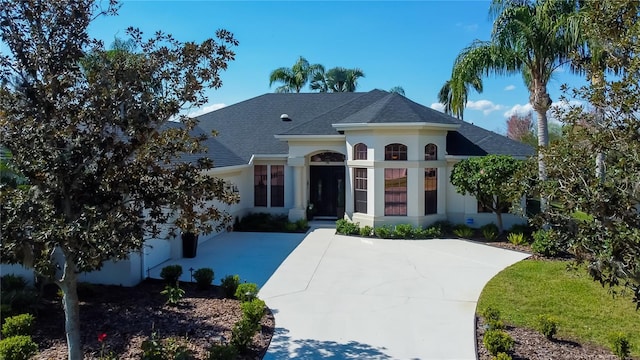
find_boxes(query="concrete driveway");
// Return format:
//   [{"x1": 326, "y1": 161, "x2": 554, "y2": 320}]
[{"x1": 259, "y1": 228, "x2": 530, "y2": 360}]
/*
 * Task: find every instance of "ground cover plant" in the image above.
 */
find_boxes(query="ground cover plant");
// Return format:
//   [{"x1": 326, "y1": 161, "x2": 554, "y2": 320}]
[
  {"x1": 233, "y1": 213, "x2": 308, "y2": 233},
  {"x1": 335, "y1": 220, "x2": 445, "y2": 240},
  {"x1": 477, "y1": 259, "x2": 640, "y2": 358}
]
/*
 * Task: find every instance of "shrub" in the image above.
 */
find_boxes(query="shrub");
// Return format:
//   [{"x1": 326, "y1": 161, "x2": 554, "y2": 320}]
[
  {"x1": 336, "y1": 219, "x2": 359, "y2": 235},
  {"x1": 432, "y1": 220, "x2": 453, "y2": 235},
  {"x1": 507, "y1": 232, "x2": 527, "y2": 246},
  {"x1": 480, "y1": 307, "x2": 504, "y2": 330},
  {"x1": 234, "y1": 213, "x2": 291, "y2": 232},
  {"x1": 393, "y1": 224, "x2": 415, "y2": 239},
  {"x1": 160, "y1": 265, "x2": 183, "y2": 286},
  {"x1": 235, "y1": 283, "x2": 259, "y2": 302},
  {"x1": 359, "y1": 225, "x2": 373, "y2": 237},
  {"x1": 453, "y1": 224, "x2": 474, "y2": 238},
  {"x1": 424, "y1": 225, "x2": 443, "y2": 238},
  {"x1": 0, "y1": 275, "x2": 27, "y2": 292},
  {"x1": 535, "y1": 314, "x2": 558, "y2": 339},
  {"x1": 241, "y1": 298, "x2": 266, "y2": 325},
  {"x1": 1, "y1": 289, "x2": 39, "y2": 315},
  {"x1": 609, "y1": 332, "x2": 632, "y2": 359},
  {"x1": 374, "y1": 224, "x2": 394, "y2": 239},
  {"x1": 207, "y1": 344, "x2": 238, "y2": 360},
  {"x1": 494, "y1": 352, "x2": 512, "y2": 360},
  {"x1": 481, "y1": 223, "x2": 499, "y2": 241},
  {"x1": 160, "y1": 285, "x2": 185, "y2": 306},
  {"x1": 531, "y1": 229, "x2": 561, "y2": 257},
  {"x1": 284, "y1": 222, "x2": 297, "y2": 232},
  {"x1": 220, "y1": 275, "x2": 240, "y2": 299},
  {"x1": 193, "y1": 268, "x2": 214, "y2": 290},
  {"x1": 141, "y1": 332, "x2": 164, "y2": 360},
  {"x1": 509, "y1": 223, "x2": 530, "y2": 235},
  {"x1": 231, "y1": 318, "x2": 259, "y2": 352},
  {"x1": 483, "y1": 329, "x2": 514, "y2": 356},
  {"x1": 0, "y1": 335, "x2": 38, "y2": 360},
  {"x1": 295, "y1": 219, "x2": 308, "y2": 231},
  {"x1": 2, "y1": 314, "x2": 34, "y2": 337}
]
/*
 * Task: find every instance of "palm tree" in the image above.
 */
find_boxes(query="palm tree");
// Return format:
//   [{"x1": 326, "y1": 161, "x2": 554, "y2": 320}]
[
  {"x1": 310, "y1": 67, "x2": 365, "y2": 93},
  {"x1": 269, "y1": 56, "x2": 323, "y2": 93},
  {"x1": 389, "y1": 86, "x2": 405, "y2": 96},
  {"x1": 440, "y1": 0, "x2": 580, "y2": 208},
  {"x1": 437, "y1": 75, "x2": 482, "y2": 120}
]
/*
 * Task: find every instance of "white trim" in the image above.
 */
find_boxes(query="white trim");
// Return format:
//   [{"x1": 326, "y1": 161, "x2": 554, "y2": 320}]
[
  {"x1": 332, "y1": 122, "x2": 460, "y2": 131},
  {"x1": 274, "y1": 135, "x2": 346, "y2": 142}
]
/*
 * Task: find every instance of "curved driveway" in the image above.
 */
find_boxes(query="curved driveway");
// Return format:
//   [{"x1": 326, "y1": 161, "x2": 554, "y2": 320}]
[{"x1": 259, "y1": 228, "x2": 529, "y2": 360}]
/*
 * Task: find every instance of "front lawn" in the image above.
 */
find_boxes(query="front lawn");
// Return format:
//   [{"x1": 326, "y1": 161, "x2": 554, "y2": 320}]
[{"x1": 478, "y1": 259, "x2": 640, "y2": 357}]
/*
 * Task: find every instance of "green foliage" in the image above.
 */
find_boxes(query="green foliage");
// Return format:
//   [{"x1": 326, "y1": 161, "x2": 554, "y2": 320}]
[
  {"x1": 160, "y1": 265, "x2": 183, "y2": 286},
  {"x1": 207, "y1": 343, "x2": 238, "y2": 360},
  {"x1": 483, "y1": 329, "x2": 514, "y2": 356},
  {"x1": 374, "y1": 225, "x2": 394, "y2": 239},
  {"x1": 531, "y1": 230, "x2": 561, "y2": 257},
  {"x1": 235, "y1": 283, "x2": 259, "y2": 302},
  {"x1": 432, "y1": 221, "x2": 453, "y2": 235},
  {"x1": 284, "y1": 222, "x2": 297, "y2": 232},
  {"x1": 0, "y1": 289, "x2": 40, "y2": 315},
  {"x1": 480, "y1": 307, "x2": 504, "y2": 330},
  {"x1": 415, "y1": 225, "x2": 443, "y2": 239},
  {"x1": 0, "y1": 335, "x2": 37, "y2": 360},
  {"x1": 493, "y1": 352, "x2": 512, "y2": 360},
  {"x1": 234, "y1": 213, "x2": 306, "y2": 233},
  {"x1": 508, "y1": 223, "x2": 531, "y2": 236},
  {"x1": 481, "y1": 223, "x2": 499, "y2": 241},
  {"x1": 359, "y1": 226, "x2": 373, "y2": 237},
  {"x1": 220, "y1": 275, "x2": 240, "y2": 299},
  {"x1": 2, "y1": 314, "x2": 34, "y2": 338},
  {"x1": 160, "y1": 285, "x2": 185, "y2": 307},
  {"x1": 609, "y1": 332, "x2": 632, "y2": 359},
  {"x1": 335, "y1": 219, "x2": 359, "y2": 235},
  {"x1": 535, "y1": 314, "x2": 558, "y2": 340},
  {"x1": 0, "y1": 275, "x2": 27, "y2": 292},
  {"x1": 453, "y1": 224, "x2": 474, "y2": 238},
  {"x1": 231, "y1": 318, "x2": 259, "y2": 353},
  {"x1": 241, "y1": 299, "x2": 266, "y2": 325},
  {"x1": 193, "y1": 268, "x2": 214, "y2": 290},
  {"x1": 507, "y1": 232, "x2": 527, "y2": 246},
  {"x1": 295, "y1": 219, "x2": 308, "y2": 231},
  {"x1": 141, "y1": 332, "x2": 165, "y2": 360},
  {"x1": 141, "y1": 332, "x2": 193, "y2": 360},
  {"x1": 393, "y1": 224, "x2": 415, "y2": 239}
]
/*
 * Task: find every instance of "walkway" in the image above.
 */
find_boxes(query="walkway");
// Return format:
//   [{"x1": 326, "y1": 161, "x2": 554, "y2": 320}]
[{"x1": 259, "y1": 228, "x2": 530, "y2": 360}]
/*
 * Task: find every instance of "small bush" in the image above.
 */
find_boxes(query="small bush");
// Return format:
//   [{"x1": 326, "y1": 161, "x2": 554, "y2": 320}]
[
  {"x1": 509, "y1": 223, "x2": 530, "y2": 235},
  {"x1": 423, "y1": 225, "x2": 443, "y2": 238},
  {"x1": 609, "y1": 332, "x2": 632, "y2": 359},
  {"x1": 531, "y1": 229, "x2": 561, "y2": 257},
  {"x1": 160, "y1": 265, "x2": 183, "y2": 286},
  {"x1": 393, "y1": 224, "x2": 415, "y2": 239},
  {"x1": 374, "y1": 224, "x2": 394, "y2": 239},
  {"x1": 453, "y1": 224, "x2": 474, "y2": 238},
  {"x1": 432, "y1": 220, "x2": 453, "y2": 235},
  {"x1": 241, "y1": 298, "x2": 266, "y2": 325},
  {"x1": 193, "y1": 268, "x2": 214, "y2": 290},
  {"x1": 535, "y1": 314, "x2": 558, "y2": 339},
  {"x1": 284, "y1": 222, "x2": 297, "y2": 232},
  {"x1": 234, "y1": 213, "x2": 292, "y2": 232},
  {"x1": 481, "y1": 223, "x2": 499, "y2": 241},
  {"x1": 220, "y1": 275, "x2": 240, "y2": 299},
  {"x1": 0, "y1": 275, "x2": 28, "y2": 292},
  {"x1": 295, "y1": 219, "x2": 308, "y2": 231},
  {"x1": 207, "y1": 344, "x2": 238, "y2": 360},
  {"x1": 483, "y1": 329, "x2": 514, "y2": 356},
  {"x1": 336, "y1": 219, "x2": 359, "y2": 235},
  {"x1": 494, "y1": 352, "x2": 512, "y2": 360},
  {"x1": 140, "y1": 332, "x2": 164, "y2": 360},
  {"x1": 0, "y1": 335, "x2": 38, "y2": 360},
  {"x1": 359, "y1": 226, "x2": 373, "y2": 237},
  {"x1": 160, "y1": 285, "x2": 185, "y2": 306},
  {"x1": 235, "y1": 283, "x2": 259, "y2": 302},
  {"x1": 2, "y1": 314, "x2": 34, "y2": 337},
  {"x1": 507, "y1": 232, "x2": 527, "y2": 246},
  {"x1": 1, "y1": 289, "x2": 39, "y2": 315},
  {"x1": 480, "y1": 307, "x2": 504, "y2": 330},
  {"x1": 231, "y1": 318, "x2": 259, "y2": 352}
]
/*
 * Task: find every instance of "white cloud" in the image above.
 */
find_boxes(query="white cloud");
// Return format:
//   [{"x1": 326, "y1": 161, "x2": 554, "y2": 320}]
[
  {"x1": 188, "y1": 103, "x2": 226, "y2": 117},
  {"x1": 456, "y1": 22, "x2": 478, "y2": 32},
  {"x1": 430, "y1": 103, "x2": 445, "y2": 112},
  {"x1": 465, "y1": 100, "x2": 503, "y2": 115},
  {"x1": 503, "y1": 100, "x2": 585, "y2": 123},
  {"x1": 503, "y1": 103, "x2": 533, "y2": 118},
  {"x1": 504, "y1": 85, "x2": 516, "y2": 91}
]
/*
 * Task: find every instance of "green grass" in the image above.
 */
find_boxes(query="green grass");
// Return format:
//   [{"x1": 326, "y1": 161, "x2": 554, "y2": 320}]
[{"x1": 478, "y1": 259, "x2": 640, "y2": 357}]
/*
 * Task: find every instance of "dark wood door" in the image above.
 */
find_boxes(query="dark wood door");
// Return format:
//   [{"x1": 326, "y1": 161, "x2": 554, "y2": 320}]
[{"x1": 310, "y1": 166, "x2": 345, "y2": 217}]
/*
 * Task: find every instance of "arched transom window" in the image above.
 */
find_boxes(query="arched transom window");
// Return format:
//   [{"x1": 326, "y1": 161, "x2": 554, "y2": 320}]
[
  {"x1": 354, "y1": 143, "x2": 368, "y2": 160},
  {"x1": 385, "y1": 143, "x2": 407, "y2": 161},
  {"x1": 425, "y1": 144, "x2": 437, "y2": 160}
]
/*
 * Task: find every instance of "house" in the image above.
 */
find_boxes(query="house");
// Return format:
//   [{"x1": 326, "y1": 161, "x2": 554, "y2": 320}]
[{"x1": 0, "y1": 90, "x2": 533, "y2": 286}]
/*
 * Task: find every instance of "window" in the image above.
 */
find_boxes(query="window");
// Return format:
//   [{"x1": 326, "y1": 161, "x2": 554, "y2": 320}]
[
  {"x1": 425, "y1": 168, "x2": 437, "y2": 215},
  {"x1": 354, "y1": 143, "x2": 368, "y2": 160},
  {"x1": 354, "y1": 168, "x2": 367, "y2": 213},
  {"x1": 254, "y1": 165, "x2": 267, "y2": 207},
  {"x1": 385, "y1": 143, "x2": 407, "y2": 161},
  {"x1": 384, "y1": 168, "x2": 407, "y2": 215},
  {"x1": 425, "y1": 144, "x2": 437, "y2": 160},
  {"x1": 271, "y1": 165, "x2": 284, "y2": 207}
]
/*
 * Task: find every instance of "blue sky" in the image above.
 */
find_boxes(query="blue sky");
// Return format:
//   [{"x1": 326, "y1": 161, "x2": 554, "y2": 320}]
[{"x1": 17, "y1": 1, "x2": 589, "y2": 133}]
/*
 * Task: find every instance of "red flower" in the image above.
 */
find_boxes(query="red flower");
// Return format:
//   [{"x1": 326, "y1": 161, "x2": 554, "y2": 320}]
[{"x1": 98, "y1": 333, "x2": 107, "y2": 343}]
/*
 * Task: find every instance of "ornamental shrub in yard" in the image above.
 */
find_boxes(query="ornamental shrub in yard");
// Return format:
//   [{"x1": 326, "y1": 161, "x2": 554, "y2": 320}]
[
  {"x1": 483, "y1": 329, "x2": 514, "y2": 356},
  {"x1": 235, "y1": 283, "x2": 259, "y2": 302},
  {"x1": 220, "y1": 275, "x2": 240, "y2": 299},
  {"x1": 193, "y1": 268, "x2": 214, "y2": 290},
  {"x1": 1, "y1": 313, "x2": 34, "y2": 337},
  {"x1": 0, "y1": 335, "x2": 38, "y2": 360},
  {"x1": 609, "y1": 332, "x2": 632, "y2": 359},
  {"x1": 535, "y1": 314, "x2": 558, "y2": 339}
]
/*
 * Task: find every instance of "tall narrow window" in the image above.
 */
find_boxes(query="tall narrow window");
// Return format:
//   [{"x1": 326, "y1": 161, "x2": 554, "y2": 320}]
[
  {"x1": 354, "y1": 168, "x2": 367, "y2": 213},
  {"x1": 271, "y1": 165, "x2": 284, "y2": 207},
  {"x1": 385, "y1": 143, "x2": 407, "y2": 161},
  {"x1": 425, "y1": 168, "x2": 437, "y2": 215},
  {"x1": 425, "y1": 144, "x2": 437, "y2": 160},
  {"x1": 354, "y1": 143, "x2": 368, "y2": 160},
  {"x1": 254, "y1": 165, "x2": 267, "y2": 207},
  {"x1": 384, "y1": 168, "x2": 407, "y2": 216}
]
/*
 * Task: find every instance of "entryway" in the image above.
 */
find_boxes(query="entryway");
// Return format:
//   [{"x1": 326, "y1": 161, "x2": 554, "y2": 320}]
[{"x1": 309, "y1": 165, "x2": 345, "y2": 218}]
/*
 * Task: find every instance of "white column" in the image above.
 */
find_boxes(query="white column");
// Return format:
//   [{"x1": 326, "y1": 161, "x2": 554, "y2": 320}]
[{"x1": 288, "y1": 157, "x2": 307, "y2": 221}]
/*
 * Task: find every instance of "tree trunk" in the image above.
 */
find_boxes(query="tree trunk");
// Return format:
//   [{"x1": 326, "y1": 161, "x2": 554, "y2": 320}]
[
  {"x1": 592, "y1": 73, "x2": 606, "y2": 183},
  {"x1": 58, "y1": 256, "x2": 82, "y2": 360},
  {"x1": 495, "y1": 211, "x2": 504, "y2": 234},
  {"x1": 530, "y1": 79, "x2": 552, "y2": 213}
]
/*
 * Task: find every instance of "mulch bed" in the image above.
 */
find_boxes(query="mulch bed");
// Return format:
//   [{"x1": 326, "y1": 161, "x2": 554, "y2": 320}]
[{"x1": 32, "y1": 279, "x2": 273, "y2": 359}]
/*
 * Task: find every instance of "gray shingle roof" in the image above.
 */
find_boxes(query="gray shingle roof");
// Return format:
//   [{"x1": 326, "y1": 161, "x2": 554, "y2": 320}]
[{"x1": 194, "y1": 89, "x2": 533, "y2": 167}]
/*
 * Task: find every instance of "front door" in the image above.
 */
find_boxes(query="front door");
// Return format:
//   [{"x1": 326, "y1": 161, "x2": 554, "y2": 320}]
[{"x1": 310, "y1": 166, "x2": 345, "y2": 218}]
